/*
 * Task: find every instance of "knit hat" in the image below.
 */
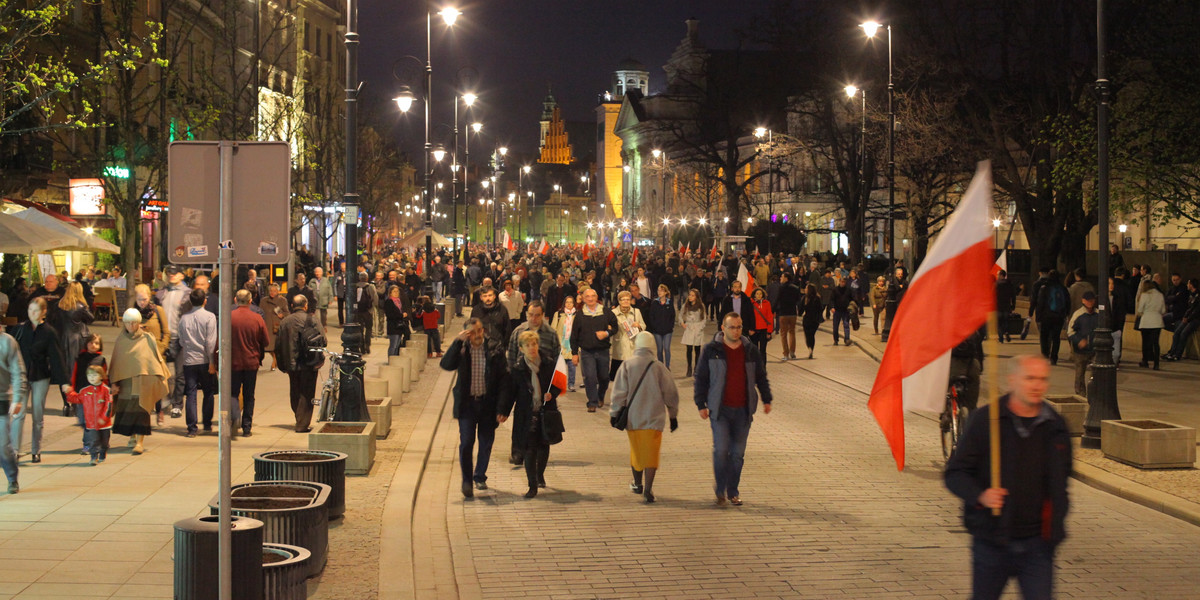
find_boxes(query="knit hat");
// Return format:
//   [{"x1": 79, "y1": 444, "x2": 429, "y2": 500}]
[{"x1": 633, "y1": 331, "x2": 657, "y2": 352}]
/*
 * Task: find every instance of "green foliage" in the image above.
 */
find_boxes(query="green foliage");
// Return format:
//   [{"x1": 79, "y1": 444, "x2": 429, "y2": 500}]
[
  {"x1": 0, "y1": 254, "x2": 27, "y2": 292},
  {"x1": 94, "y1": 228, "x2": 120, "y2": 270}
]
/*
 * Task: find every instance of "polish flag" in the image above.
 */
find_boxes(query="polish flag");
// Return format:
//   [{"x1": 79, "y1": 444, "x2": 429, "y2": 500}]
[
  {"x1": 582, "y1": 243, "x2": 591, "y2": 260},
  {"x1": 547, "y1": 354, "x2": 570, "y2": 395},
  {"x1": 736, "y1": 261, "x2": 755, "y2": 298},
  {"x1": 709, "y1": 244, "x2": 719, "y2": 261},
  {"x1": 605, "y1": 249, "x2": 615, "y2": 268},
  {"x1": 415, "y1": 258, "x2": 424, "y2": 276},
  {"x1": 538, "y1": 240, "x2": 550, "y2": 255},
  {"x1": 868, "y1": 162, "x2": 997, "y2": 470},
  {"x1": 502, "y1": 230, "x2": 515, "y2": 252},
  {"x1": 631, "y1": 247, "x2": 639, "y2": 268},
  {"x1": 685, "y1": 241, "x2": 691, "y2": 255},
  {"x1": 990, "y1": 249, "x2": 1008, "y2": 278}
]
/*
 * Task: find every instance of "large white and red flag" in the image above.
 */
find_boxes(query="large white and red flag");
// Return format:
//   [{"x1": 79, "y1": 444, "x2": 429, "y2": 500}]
[
  {"x1": 990, "y1": 249, "x2": 1008, "y2": 278},
  {"x1": 736, "y1": 260, "x2": 756, "y2": 298},
  {"x1": 502, "y1": 229, "x2": 515, "y2": 251},
  {"x1": 868, "y1": 161, "x2": 997, "y2": 470},
  {"x1": 538, "y1": 240, "x2": 550, "y2": 255},
  {"x1": 547, "y1": 354, "x2": 570, "y2": 395}
]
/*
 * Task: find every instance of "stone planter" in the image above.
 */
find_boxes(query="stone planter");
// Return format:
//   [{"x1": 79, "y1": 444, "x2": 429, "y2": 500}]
[
  {"x1": 309, "y1": 421, "x2": 376, "y2": 475},
  {"x1": 1101, "y1": 420, "x2": 1197, "y2": 469},
  {"x1": 253, "y1": 450, "x2": 347, "y2": 519},
  {"x1": 365, "y1": 397, "x2": 393, "y2": 439},
  {"x1": 210, "y1": 481, "x2": 330, "y2": 578},
  {"x1": 1045, "y1": 395, "x2": 1088, "y2": 436},
  {"x1": 263, "y1": 543, "x2": 310, "y2": 600},
  {"x1": 364, "y1": 377, "x2": 389, "y2": 399},
  {"x1": 379, "y1": 363, "x2": 408, "y2": 399}
]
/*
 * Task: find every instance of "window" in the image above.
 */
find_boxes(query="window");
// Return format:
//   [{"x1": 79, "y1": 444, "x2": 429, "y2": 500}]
[
  {"x1": 315, "y1": 28, "x2": 322, "y2": 57},
  {"x1": 327, "y1": 33, "x2": 333, "y2": 60},
  {"x1": 304, "y1": 22, "x2": 310, "y2": 52}
]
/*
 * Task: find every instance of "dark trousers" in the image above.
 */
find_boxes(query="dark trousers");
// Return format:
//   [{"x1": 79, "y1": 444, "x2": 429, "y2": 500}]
[
  {"x1": 356, "y1": 311, "x2": 373, "y2": 354},
  {"x1": 337, "y1": 297, "x2": 345, "y2": 325},
  {"x1": 711, "y1": 405, "x2": 751, "y2": 499},
  {"x1": 458, "y1": 398, "x2": 495, "y2": 484},
  {"x1": 971, "y1": 536, "x2": 1055, "y2": 600},
  {"x1": 183, "y1": 364, "x2": 216, "y2": 434},
  {"x1": 750, "y1": 330, "x2": 769, "y2": 357},
  {"x1": 231, "y1": 369, "x2": 258, "y2": 433},
  {"x1": 425, "y1": 328, "x2": 442, "y2": 355},
  {"x1": 1140, "y1": 328, "x2": 1161, "y2": 365},
  {"x1": 1038, "y1": 318, "x2": 1064, "y2": 363},
  {"x1": 1167, "y1": 319, "x2": 1199, "y2": 357},
  {"x1": 524, "y1": 437, "x2": 550, "y2": 489},
  {"x1": 84, "y1": 429, "x2": 111, "y2": 460},
  {"x1": 287, "y1": 370, "x2": 318, "y2": 431}
]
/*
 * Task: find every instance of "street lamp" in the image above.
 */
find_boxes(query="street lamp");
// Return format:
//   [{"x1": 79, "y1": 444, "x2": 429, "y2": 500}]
[
  {"x1": 862, "y1": 19, "x2": 895, "y2": 262},
  {"x1": 519, "y1": 165, "x2": 531, "y2": 240},
  {"x1": 451, "y1": 86, "x2": 477, "y2": 258},
  {"x1": 754, "y1": 127, "x2": 777, "y2": 255}
]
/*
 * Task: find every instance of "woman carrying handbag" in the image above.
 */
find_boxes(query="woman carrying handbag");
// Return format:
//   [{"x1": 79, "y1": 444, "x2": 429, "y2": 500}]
[
  {"x1": 499, "y1": 331, "x2": 563, "y2": 499},
  {"x1": 609, "y1": 332, "x2": 680, "y2": 503}
]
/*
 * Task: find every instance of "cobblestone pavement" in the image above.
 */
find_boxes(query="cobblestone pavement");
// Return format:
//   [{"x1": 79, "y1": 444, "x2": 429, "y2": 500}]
[{"x1": 415, "y1": 328, "x2": 1200, "y2": 599}]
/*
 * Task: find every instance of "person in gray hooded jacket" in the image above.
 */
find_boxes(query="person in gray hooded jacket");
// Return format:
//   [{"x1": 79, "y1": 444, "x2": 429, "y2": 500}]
[
  {"x1": 0, "y1": 328, "x2": 28, "y2": 494},
  {"x1": 609, "y1": 332, "x2": 679, "y2": 503}
]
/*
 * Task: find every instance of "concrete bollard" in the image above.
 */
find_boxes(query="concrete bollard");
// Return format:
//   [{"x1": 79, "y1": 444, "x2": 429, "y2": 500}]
[
  {"x1": 409, "y1": 334, "x2": 428, "y2": 372},
  {"x1": 364, "y1": 377, "x2": 389, "y2": 400},
  {"x1": 378, "y1": 364, "x2": 406, "y2": 406}
]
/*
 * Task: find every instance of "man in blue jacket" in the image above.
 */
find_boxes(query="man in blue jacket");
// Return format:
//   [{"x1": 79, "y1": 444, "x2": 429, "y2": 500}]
[
  {"x1": 694, "y1": 312, "x2": 772, "y2": 507},
  {"x1": 944, "y1": 355, "x2": 1071, "y2": 600}
]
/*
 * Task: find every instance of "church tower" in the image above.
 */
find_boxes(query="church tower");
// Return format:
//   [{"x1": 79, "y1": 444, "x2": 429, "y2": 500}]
[
  {"x1": 612, "y1": 58, "x2": 649, "y2": 97},
  {"x1": 596, "y1": 59, "x2": 650, "y2": 221},
  {"x1": 539, "y1": 86, "x2": 556, "y2": 151}
]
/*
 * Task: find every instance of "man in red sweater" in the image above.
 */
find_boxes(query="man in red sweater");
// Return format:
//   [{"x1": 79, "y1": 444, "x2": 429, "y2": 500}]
[
  {"x1": 230, "y1": 290, "x2": 269, "y2": 436},
  {"x1": 694, "y1": 312, "x2": 773, "y2": 507}
]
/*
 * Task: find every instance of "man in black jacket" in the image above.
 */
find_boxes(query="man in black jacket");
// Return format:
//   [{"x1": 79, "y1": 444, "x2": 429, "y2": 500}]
[
  {"x1": 944, "y1": 355, "x2": 1071, "y2": 600},
  {"x1": 775, "y1": 272, "x2": 801, "y2": 360},
  {"x1": 718, "y1": 280, "x2": 755, "y2": 337},
  {"x1": 470, "y1": 287, "x2": 510, "y2": 360},
  {"x1": 440, "y1": 318, "x2": 506, "y2": 498},
  {"x1": 570, "y1": 288, "x2": 618, "y2": 412}
]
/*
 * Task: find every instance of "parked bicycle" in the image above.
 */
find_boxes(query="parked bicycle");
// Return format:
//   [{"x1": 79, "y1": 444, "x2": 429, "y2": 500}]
[
  {"x1": 313, "y1": 348, "x2": 362, "y2": 422},
  {"x1": 941, "y1": 376, "x2": 971, "y2": 460}
]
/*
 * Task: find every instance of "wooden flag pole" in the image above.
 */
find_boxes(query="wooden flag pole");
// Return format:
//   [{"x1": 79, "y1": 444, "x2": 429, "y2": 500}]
[{"x1": 986, "y1": 309, "x2": 1002, "y2": 516}]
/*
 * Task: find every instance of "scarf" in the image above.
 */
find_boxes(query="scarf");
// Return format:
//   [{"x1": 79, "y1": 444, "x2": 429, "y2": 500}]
[
  {"x1": 523, "y1": 353, "x2": 542, "y2": 411},
  {"x1": 109, "y1": 328, "x2": 170, "y2": 383},
  {"x1": 137, "y1": 303, "x2": 156, "y2": 323},
  {"x1": 560, "y1": 309, "x2": 575, "y2": 351},
  {"x1": 390, "y1": 296, "x2": 404, "y2": 311}
]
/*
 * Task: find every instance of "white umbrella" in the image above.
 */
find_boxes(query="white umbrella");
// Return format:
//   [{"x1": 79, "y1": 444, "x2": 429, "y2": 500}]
[
  {"x1": 0, "y1": 212, "x2": 82, "y2": 254},
  {"x1": 397, "y1": 229, "x2": 452, "y2": 248},
  {"x1": 9, "y1": 208, "x2": 121, "y2": 253}
]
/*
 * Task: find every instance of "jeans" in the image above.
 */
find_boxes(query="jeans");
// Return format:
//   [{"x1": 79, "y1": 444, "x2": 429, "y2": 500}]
[
  {"x1": 653, "y1": 333, "x2": 672, "y2": 368},
  {"x1": 168, "y1": 361, "x2": 185, "y2": 411},
  {"x1": 373, "y1": 307, "x2": 386, "y2": 338},
  {"x1": 231, "y1": 369, "x2": 258, "y2": 433},
  {"x1": 1111, "y1": 329, "x2": 1123, "y2": 363},
  {"x1": 388, "y1": 334, "x2": 404, "y2": 356},
  {"x1": 425, "y1": 328, "x2": 442, "y2": 355},
  {"x1": 971, "y1": 536, "x2": 1055, "y2": 600},
  {"x1": 1167, "y1": 319, "x2": 1199, "y2": 357},
  {"x1": 1038, "y1": 318, "x2": 1064, "y2": 363},
  {"x1": 433, "y1": 281, "x2": 444, "y2": 302},
  {"x1": 454, "y1": 293, "x2": 467, "y2": 316},
  {"x1": 565, "y1": 358, "x2": 577, "y2": 389},
  {"x1": 84, "y1": 429, "x2": 111, "y2": 460},
  {"x1": 183, "y1": 364, "x2": 216, "y2": 434},
  {"x1": 832, "y1": 310, "x2": 851, "y2": 343},
  {"x1": 13, "y1": 378, "x2": 50, "y2": 456},
  {"x1": 1140, "y1": 328, "x2": 1161, "y2": 365},
  {"x1": 711, "y1": 405, "x2": 752, "y2": 498},
  {"x1": 0, "y1": 414, "x2": 17, "y2": 484},
  {"x1": 457, "y1": 398, "x2": 495, "y2": 484},
  {"x1": 1072, "y1": 352, "x2": 1093, "y2": 396},
  {"x1": 579, "y1": 347, "x2": 611, "y2": 408}
]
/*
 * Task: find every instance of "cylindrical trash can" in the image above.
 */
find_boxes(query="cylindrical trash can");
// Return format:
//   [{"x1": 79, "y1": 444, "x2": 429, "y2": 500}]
[
  {"x1": 263, "y1": 543, "x2": 311, "y2": 600},
  {"x1": 173, "y1": 514, "x2": 264, "y2": 600}
]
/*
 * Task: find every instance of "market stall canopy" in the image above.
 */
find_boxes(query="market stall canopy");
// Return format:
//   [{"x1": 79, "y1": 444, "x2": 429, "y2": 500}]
[
  {"x1": 397, "y1": 229, "x2": 452, "y2": 248},
  {"x1": 10, "y1": 208, "x2": 121, "y2": 253},
  {"x1": 0, "y1": 212, "x2": 81, "y2": 254}
]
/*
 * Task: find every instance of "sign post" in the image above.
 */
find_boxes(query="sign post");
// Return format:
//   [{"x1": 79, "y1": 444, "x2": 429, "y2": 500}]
[{"x1": 168, "y1": 141, "x2": 290, "y2": 600}]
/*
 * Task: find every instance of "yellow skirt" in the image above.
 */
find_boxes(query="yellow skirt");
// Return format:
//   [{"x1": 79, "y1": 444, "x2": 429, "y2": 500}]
[{"x1": 627, "y1": 429, "x2": 663, "y2": 470}]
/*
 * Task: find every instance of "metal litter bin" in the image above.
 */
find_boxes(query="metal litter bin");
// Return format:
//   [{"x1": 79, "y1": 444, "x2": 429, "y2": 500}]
[{"x1": 173, "y1": 514, "x2": 264, "y2": 600}]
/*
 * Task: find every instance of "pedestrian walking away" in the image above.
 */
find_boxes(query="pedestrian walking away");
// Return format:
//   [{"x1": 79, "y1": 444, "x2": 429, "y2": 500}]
[
  {"x1": 694, "y1": 312, "x2": 773, "y2": 506},
  {"x1": 230, "y1": 290, "x2": 269, "y2": 436},
  {"x1": 440, "y1": 318, "x2": 506, "y2": 498},
  {"x1": 276, "y1": 296, "x2": 322, "y2": 432},
  {"x1": 609, "y1": 332, "x2": 679, "y2": 503},
  {"x1": 944, "y1": 355, "x2": 1071, "y2": 600}
]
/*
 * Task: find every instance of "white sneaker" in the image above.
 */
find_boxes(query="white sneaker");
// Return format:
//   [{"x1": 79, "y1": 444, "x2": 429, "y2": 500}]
[{"x1": 170, "y1": 408, "x2": 182, "y2": 418}]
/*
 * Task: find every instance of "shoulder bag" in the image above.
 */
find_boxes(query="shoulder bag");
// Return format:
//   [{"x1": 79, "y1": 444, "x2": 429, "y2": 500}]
[
  {"x1": 541, "y1": 402, "x2": 565, "y2": 445},
  {"x1": 611, "y1": 363, "x2": 653, "y2": 431}
]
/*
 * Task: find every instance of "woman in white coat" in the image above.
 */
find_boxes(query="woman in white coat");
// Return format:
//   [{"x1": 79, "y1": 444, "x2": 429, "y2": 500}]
[
  {"x1": 679, "y1": 289, "x2": 707, "y2": 377},
  {"x1": 609, "y1": 332, "x2": 679, "y2": 503},
  {"x1": 1135, "y1": 279, "x2": 1166, "y2": 370},
  {"x1": 609, "y1": 290, "x2": 645, "y2": 381}
]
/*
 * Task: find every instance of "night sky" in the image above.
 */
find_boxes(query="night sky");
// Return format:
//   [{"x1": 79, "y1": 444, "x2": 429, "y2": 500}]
[{"x1": 358, "y1": 0, "x2": 754, "y2": 159}]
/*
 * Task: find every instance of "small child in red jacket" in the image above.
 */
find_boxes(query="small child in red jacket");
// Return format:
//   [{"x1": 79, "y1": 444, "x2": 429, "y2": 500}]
[
  {"x1": 414, "y1": 296, "x2": 442, "y2": 358},
  {"x1": 67, "y1": 365, "x2": 113, "y2": 465}
]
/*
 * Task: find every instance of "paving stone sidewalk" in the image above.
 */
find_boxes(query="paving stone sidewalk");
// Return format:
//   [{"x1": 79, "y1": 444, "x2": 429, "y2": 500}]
[{"x1": 413, "y1": 326, "x2": 1200, "y2": 599}]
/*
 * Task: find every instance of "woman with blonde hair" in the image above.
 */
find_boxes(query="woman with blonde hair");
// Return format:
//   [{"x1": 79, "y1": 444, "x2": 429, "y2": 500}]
[
  {"x1": 56, "y1": 282, "x2": 94, "y2": 420},
  {"x1": 110, "y1": 308, "x2": 170, "y2": 455},
  {"x1": 609, "y1": 332, "x2": 679, "y2": 503},
  {"x1": 609, "y1": 290, "x2": 645, "y2": 381}
]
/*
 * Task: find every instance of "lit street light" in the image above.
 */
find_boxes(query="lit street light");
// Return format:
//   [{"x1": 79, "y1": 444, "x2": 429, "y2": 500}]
[{"x1": 862, "y1": 19, "x2": 896, "y2": 263}]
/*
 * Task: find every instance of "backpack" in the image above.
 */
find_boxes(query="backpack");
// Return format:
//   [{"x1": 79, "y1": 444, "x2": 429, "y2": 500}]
[
  {"x1": 1046, "y1": 285, "x2": 1068, "y2": 317},
  {"x1": 296, "y1": 316, "x2": 326, "y2": 369}
]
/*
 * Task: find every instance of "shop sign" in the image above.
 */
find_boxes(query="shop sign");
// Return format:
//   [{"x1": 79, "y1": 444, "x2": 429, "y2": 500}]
[{"x1": 69, "y1": 179, "x2": 107, "y2": 216}]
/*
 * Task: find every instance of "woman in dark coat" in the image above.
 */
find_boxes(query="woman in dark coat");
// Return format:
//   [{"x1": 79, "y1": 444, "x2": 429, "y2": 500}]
[
  {"x1": 56, "y1": 282, "x2": 95, "y2": 386},
  {"x1": 69, "y1": 334, "x2": 107, "y2": 454},
  {"x1": 383, "y1": 284, "x2": 411, "y2": 355},
  {"x1": 799, "y1": 283, "x2": 824, "y2": 360},
  {"x1": 499, "y1": 330, "x2": 562, "y2": 498},
  {"x1": 259, "y1": 283, "x2": 289, "y2": 370},
  {"x1": 12, "y1": 297, "x2": 70, "y2": 463}
]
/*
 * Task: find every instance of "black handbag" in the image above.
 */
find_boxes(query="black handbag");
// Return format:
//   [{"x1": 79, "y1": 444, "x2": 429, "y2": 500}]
[
  {"x1": 540, "y1": 403, "x2": 565, "y2": 445},
  {"x1": 611, "y1": 364, "x2": 653, "y2": 431}
]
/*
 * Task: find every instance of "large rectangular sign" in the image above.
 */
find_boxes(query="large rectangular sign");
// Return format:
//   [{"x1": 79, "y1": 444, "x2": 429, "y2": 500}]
[{"x1": 69, "y1": 178, "x2": 106, "y2": 216}]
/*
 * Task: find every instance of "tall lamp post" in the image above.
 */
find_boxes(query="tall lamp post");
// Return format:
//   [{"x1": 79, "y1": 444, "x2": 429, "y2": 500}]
[
  {"x1": 861, "y1": 20, "x2": 895, "y2": 262},
  {"x1": 452, "y1": 91, "x2": 475, "y2": 258},
  {"x1": 1083, "y1": 0, "x2": 1119, "y2": 448},
  {"x1": 753, "y1": 127, "x2": 777, "y2": 255},
  {"x1": 493, "y1": 147, "x2": 506, "y2": 248},
  {"x1": 519, "y1": 165, "x2": 531, "y2": 240}
]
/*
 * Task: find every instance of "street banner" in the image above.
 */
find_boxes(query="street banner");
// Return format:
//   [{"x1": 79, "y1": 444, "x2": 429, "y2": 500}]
[{"x1": 868, "y1": 161, "x2": 997, "y2": 470}]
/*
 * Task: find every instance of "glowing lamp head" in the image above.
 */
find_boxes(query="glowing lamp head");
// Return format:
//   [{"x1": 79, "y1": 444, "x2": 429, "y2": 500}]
[
  {"x1": 523, "y1": 165, "x2": 531, "y2": 174},
  {"x1": 662, "y1": 218, "x2": 671, "y2": 226},
  {"x1": 623, "y1": 165, "x2": 631, "y2": 173},
  {"x1": 393, "y1": 88, "x2": 415, "y2": 113},
  {"x1": 471, "y1": 122, "x2": 482, "y2": 133},
  {"x1": 462, "y1": 92, "x2": 477, "y2": 106},
  {"x1": 635, "y1": 220, "x2": 644, "y2": 228},
  {"x1": 992, "y1": 218, "x2": 1002, "y2": 229},
  {"x1": 432, "y1": 146, "x2": 446, "y2": 162},
  {"x1": 438, "y1": 7, "x2": 460, "y2": 25},
  {"x1": 699, "y1": 218, "x2": 707, "y2": 226},
  {"x1": 844, "y1": 85, "x2": 859, "y2": 98},
  {"x1": 860, "y1": 20, "x2": 882, "y2": 38},
  {"x1": 651, "y1": 149, "x2": 662, "y2": 159},
  {"x1": 498, "y1": 146, "x2": 508, "y2": 156},
  {"x1": 754, "y1": 127, "x2": 768, "y2": 139}
]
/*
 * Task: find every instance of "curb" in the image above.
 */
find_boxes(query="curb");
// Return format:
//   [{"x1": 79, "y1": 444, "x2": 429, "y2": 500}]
[
  {"x1": 378, "y1": 356, "x2": 456, "y2": 599},
  {"x1": 841, "y1": 323, "x2": 1200, "y2": 530},
  {"x1": 1071, "y1": 461, "x2": 1200, "y2": 528}
]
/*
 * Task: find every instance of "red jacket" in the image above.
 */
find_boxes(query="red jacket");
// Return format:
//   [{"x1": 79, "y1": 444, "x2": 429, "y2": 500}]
[
  {"x1": 231, "y1": 306, "x2": 270, "y2": 371},
  {"x1": 751, "y1": 299, "x2": 774, "y2": 333},
  {"x1": 419, "y1": 307, "x2": 441, "y2": 331},
  {"x1": 67, "y1": 384, "x2": 113, "y2": 430}
]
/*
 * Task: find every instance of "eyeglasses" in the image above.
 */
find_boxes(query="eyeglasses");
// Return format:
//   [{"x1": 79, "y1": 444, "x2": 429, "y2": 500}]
[{"x1": 725, "y1": 324, "x2": 743, "y2": 330}]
